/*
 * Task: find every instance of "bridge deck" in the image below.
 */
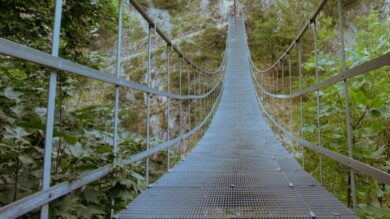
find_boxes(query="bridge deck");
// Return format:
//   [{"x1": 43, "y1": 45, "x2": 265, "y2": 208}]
[{"x1": 116, "y1": 17, "x2": 356, "y2": 219}]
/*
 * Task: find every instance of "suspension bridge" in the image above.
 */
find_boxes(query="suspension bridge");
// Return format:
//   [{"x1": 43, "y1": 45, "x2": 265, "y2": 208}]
[
  {"x1": 0, "y1": 0, "x2": 389, "y2": 218},
  {"x1": 116, "y1": 15, "x2": 356, "y2": 218}
]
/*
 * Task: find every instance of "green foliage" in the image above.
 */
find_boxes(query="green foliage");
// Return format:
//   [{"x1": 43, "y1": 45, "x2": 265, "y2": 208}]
[
  {"x1": 246, "y1": 0, "x2": 390, "y2": 217},
  {"x1": 0, "y1": 0, "x2": 150, "y2": 218},
  {"x1": 299, "y1": 9, "x2": 390, "y2": 219},
  {"x1": 0, "y1": 0, "x2": 223, "y2": 217},
  {"x1": 244, "y1": 0, "x2": 321, "y2": 66}
]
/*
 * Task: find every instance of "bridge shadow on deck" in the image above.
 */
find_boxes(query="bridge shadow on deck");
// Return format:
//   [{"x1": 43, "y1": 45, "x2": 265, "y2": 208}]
[{"x1": 116, "y1": 17, "x2": 356, "y2": 219}]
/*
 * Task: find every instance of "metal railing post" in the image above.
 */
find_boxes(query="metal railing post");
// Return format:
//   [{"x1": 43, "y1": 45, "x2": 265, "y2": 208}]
[
  {"x1": 312, "y1": 19, "x2": 323, "y2": 185},
  {"x1": 338, "y1": 0, "x2": 357, "y2": 210},
  {"x1": 179, "y1": 57, "x2": 183, "y2": 160},
  {"x1": 206, "y1": 75, "x2": 209, "y2": 113},
  {"x1": 194, "y1": 69, "x2": 197, "y2": 127},
  {"x1": 41, "y1": 1, "x2": 63, "y2": 218},
  {"x1": 204, "y1": 76, "x2": 207, "y2": 119},
  {"x1": 211, "y1": 74, "x2": 214, "y2": 112},
  {"x1": 274, "y1": 62, "x2": 280, "y2": 120},
  {"x1": 210, "y1": 75, "x2": 212, "y2": 111},
  {"x1": 264, "y1": 71, "x2": 267, "y2": 108},
  {"x1": 145, "y1": 25, "x2": 152, "y2": 187},
  {"x1": 263, "y1": 71, "x2": 265, "y2": 104},
  {"x1": 113, "y1": 0, "x2": 123, "y2": 162},
  {"x1": 166, "y1": 44, "x2": 171, "y2": 171},
  {"x1": 270, "y1": 69, "x2": 272, "y2": 93},
  {"x1": 270, "y1": 69, "x2": 272, "y2": 109},
  {"x1": 211, "y1": 75, "x2": 213, "y2": 111},
  {"x1": 210, "y1": 76, "x2": 212, "y2": 110},
  {"x1": 282, "y1": 60, "x2": 285, "y2": 124},
  {"x1": 262, "y1": 70, "x2": 264, "y2": 101},
  {"x1": 258, "y1": 70, "x2": 262, "y2": 100},
  {"x1": 274, "y1": 66, "x2": 277, "y2": 116},
  {"x1": 198, "y1": 70, "x2": 201, "y2": 126},
  {"x1": 289, "y1": 54, "x2": 293, "y2": 150},
  {"x1": 298, "y1": 40, "x2": 305, "y2": 169},
  {"x1": 201, "y1": 73, "x2": 203, "y2": 124},
  {"x1": 276, "y1": 63, "x2": 279, "y2": 121},
  {"x1": 264, "y1": 71, "x2": 271, "y2": 93},
  {"x1": 111, "y1": 0, "x2": 124, "y2": 215},
  {"x1": 209, "y1": 76, "x2": 211, "y2": 115},
  {"x1": 272, "y1": 69, "x2": 274, "y2": 115},
  {"x1": 187, "y1": 64, "x2": 191, "y2": 137}
]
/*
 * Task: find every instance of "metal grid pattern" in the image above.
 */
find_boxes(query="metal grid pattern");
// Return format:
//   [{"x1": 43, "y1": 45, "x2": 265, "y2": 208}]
[
  {"x1": 116, "y1": 16, "x2": 356, "y2": 219},
  {"x1": 154, "y1": 170, "x2": 317, "y2": 188},
  {"x1": 117, "y1": 187, "x2": 355, "y2": 219}
]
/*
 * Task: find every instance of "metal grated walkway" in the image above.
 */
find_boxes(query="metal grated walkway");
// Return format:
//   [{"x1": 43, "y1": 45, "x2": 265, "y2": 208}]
[{"x1": 116, "y1": 17, "x2": 357, "y2": 219}]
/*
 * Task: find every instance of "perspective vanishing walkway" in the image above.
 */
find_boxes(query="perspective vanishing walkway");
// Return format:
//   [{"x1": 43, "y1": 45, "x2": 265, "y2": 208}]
[{"x1": 116, "y1": 17, "x2": 357, "y2": 219}]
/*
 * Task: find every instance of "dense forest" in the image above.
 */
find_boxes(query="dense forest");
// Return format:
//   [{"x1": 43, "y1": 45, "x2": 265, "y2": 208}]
[{"x1": 0, "y1": 0, "x2": 389, "y2": 218}]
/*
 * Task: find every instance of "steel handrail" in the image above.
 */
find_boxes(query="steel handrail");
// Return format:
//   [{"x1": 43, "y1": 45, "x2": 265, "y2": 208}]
[
  {"x1": 0, "y1": 83, "x2": 224, "y2": 218},
  {"x1": 249, "y1": 0, "x2": 329, "y2": 73},
  {"x1": 250, "y1": 53, "x2": 390, "y2": 99},
  {"x1": 253, "y1": 91, "x2": 390, "y2": 185},
  {"x1": 130, "y1": 0, "x2": 225, "y2": 75},
  {"x1": 0, "y1": 37, "x2": 224, "y2": 100},
  {"x1": 249, "y1": 46, "x2": 390, "y2": 184}
]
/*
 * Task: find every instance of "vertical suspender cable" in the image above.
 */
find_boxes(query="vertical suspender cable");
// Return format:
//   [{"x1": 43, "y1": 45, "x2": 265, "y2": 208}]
[
  {"x1": 289, "y1": 54, "x2": 293, "y2": 151},
  {"x1": 187, "y1": 63, "x2": 191, "y2": 148},
  {"x1": 298, "y1": 40, "x2": 305, "y2": 169},
  {"x1": 313, "y1": 20, "x2": 323, "y2": 185},
  {"x1": 337, "y1": 0, "x2": 357, "y2": 210},
  {"x1": 272, "y1": 68, "x2": 275, "y2": 115}
]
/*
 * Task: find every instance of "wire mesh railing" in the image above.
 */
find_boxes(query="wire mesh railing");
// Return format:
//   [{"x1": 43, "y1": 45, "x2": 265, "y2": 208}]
[
  {"x1": 249, "y1": 0, "x2": 390, "y2": 212},
  {"x1": 0, "y1": 0, "x2": 226, "y2": 218}
]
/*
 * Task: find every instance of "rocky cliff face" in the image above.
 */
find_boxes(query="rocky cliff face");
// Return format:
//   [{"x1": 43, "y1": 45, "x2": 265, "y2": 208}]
[{"x1": 89, "y1": 1, "x2": 228, "y2": 142}]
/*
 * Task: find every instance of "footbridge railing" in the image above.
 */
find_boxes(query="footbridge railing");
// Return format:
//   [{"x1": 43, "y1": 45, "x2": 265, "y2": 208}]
[
  {"x1": 0, "y1": 0, "x2": 226, "y2": 218},
  {"x1": 249, "y1": 0, "x2": 390, "y2": 212}
]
